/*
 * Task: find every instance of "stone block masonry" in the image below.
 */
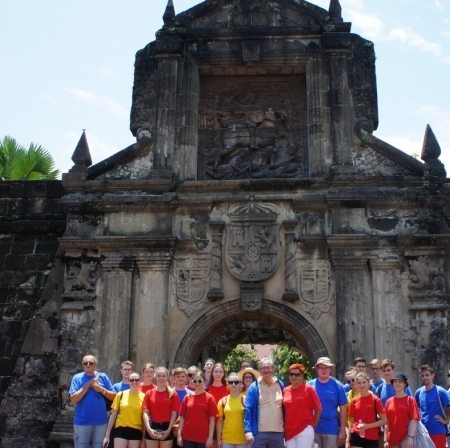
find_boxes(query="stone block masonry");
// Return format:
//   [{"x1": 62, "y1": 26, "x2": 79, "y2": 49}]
[{"x1": 0, "y1": 181, "x2": 66, "y2": 433}]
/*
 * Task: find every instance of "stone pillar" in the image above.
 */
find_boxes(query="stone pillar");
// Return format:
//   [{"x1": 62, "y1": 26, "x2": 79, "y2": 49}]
[
  {"x1": 154, "y1": 53, "x2": 180, "y2": 169},
  {"x1": 323, "y1": 35, "x2": 353, "y2": 168},
  {"x1": 369, "y1": 258, "x2": 403, "y2": 362},
  {"x1": 332, "y1": 255, "x2": 370, "y2": 375},
  {"x1": 100, "y1": 257, "x2": 135, "y2": 378},
  {"x1": 208, "y1": 221, "x2": 225, "y2": 301},
  {"x1": 175, "y1": 59, "x2": 199, "y2": 180},
  {"x1": 131, "y1": 253, "x2": 172, "y2": 369},
  {"x1": 282, "y1": 219, "x2": 299, "y2": 301},
  {"x1": 306, "y1": 56, "x2": 331, "y2": 176}
]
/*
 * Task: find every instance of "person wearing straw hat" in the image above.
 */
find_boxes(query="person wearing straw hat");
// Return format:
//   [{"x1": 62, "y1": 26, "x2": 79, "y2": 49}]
[
  {"x1": 237, "y1": 367, "x2": 261, "y2": 396},
  {"x1": 308, "y1": 357, "x2": 348, "y2": 448}
]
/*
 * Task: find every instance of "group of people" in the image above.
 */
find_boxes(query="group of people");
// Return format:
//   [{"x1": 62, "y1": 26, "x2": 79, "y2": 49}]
[{"x1": 69, "y1": 354, "x2": 450, "y2": 448}]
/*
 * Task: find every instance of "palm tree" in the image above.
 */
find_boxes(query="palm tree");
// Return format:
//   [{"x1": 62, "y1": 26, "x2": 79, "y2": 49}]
[{"x1": 0, "y1": 136, "x2": 59, "y2": 180}]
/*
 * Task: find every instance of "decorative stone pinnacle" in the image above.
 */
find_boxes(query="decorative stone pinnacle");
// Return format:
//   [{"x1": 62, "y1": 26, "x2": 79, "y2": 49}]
[
  {"x1": 163, "y1": 0, "x2": 175, "y2": 24},
  {"x1": 329, "y1": 0, "x2": 343, "y2": 23},
  {"x1": 71, "y1": 130, "x2": 92, "y2": 168},
  {"x1": 421, "y1": 124, "x2": 441, "y2": 161}
]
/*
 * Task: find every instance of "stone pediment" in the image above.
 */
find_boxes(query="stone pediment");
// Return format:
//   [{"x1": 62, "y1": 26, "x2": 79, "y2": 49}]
[{"x1": 175, "y1": 0, "x2": 350, "y2": 35}]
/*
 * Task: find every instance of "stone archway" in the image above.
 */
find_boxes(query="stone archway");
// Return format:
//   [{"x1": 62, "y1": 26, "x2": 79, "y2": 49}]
[{"x1": 171, "y1": 299, "x2": 329, "y2": 367}]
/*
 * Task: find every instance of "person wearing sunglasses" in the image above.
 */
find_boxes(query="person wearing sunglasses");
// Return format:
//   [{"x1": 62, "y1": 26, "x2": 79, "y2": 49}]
[
  {"x1": 103, "y1": 372, "x2": 145, "y2": 448},
  {"x1": 187, "y1": 366, "x2": 199, "y2": 392},
  {"x1": 69, "y1": 354, "x2": 115, "y2": 448},
  {"x1": 244, "y1": 356, "x2": 285, "y2": 448},
  {"x1": 216, "y1": 373, "x2": 247, "y2": 448},
  {"x1": 283, "y1": 364, "x2": 322, "y2": 448},
  {"x1": 237, "y1": 367, "x2": 260, "y2": 396},
  {"x1": 177, "y1": 370, "x2": 217, "y2": 448},
  {"x1": 143, "y1": 367, "x2": 180, "y2": 448}
]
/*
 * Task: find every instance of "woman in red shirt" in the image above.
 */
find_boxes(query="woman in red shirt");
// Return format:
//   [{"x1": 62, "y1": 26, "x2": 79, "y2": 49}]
[
  {"x1": 282, "y1": 364, "x2": 322, "y2": 448},
  {"x1": 207, "y1": 363, "x2": 228, "y2": 404},
  {"x1": 177, "y1": 369, "x2": 217, "y2": 448},
  {"x1": 384, "y1": 373, "x2": 420, "y2": 448},
  {"x1": 143, "y1": 366, "x2": 180, "y2": 448},
  {"x1": 347, "y1": 372, "x2": 386, "y2": 448},
  {"x1": 140, "y1": 363, "x2": 156, "y2": 394}
]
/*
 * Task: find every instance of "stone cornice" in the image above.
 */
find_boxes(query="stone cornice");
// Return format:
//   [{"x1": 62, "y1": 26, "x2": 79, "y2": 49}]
[{"x1": 58, "y1": 236, "x2": 177, "y2": 253}]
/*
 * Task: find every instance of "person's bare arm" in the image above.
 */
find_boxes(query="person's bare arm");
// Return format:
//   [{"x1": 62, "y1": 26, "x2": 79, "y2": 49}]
[
  {"x1": 69, "y1": 377, "x2": 96, "y2": 405},
  {"x1": 313, "y1": 408, "x2": 322, "y2": 428},
  {"x1": 338, "y1": 405, "x2": 348, "y2": 446}
]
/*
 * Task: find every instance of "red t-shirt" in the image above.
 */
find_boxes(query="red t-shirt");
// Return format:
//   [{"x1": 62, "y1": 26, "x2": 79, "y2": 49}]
[
  {"x1": 349, "y1": 393, "x2": 384, "y2": 440},
  {"x1": 207, "y1": 384, "x2": 228, "y2": 410},
  {"x1": 283, "y1": 383, "x2": 322, "y2": 441},
  {"x1": 140, "y1": 383, "x2": 155, "y2": 394},
  {"x1": 385, "y1": 395, "x2": 420, "y2": 447},
  {"x1": 142, "y1": 389, "x2": 180, "y2": 423},
  {"x1": 180, "y1": 392, "x2": 217, "y2": 443}
]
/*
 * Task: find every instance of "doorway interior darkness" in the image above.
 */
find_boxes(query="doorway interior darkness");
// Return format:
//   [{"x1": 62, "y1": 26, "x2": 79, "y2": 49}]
[{"x1": 171, "y1": 299, "x2": 329, "y2": 367}]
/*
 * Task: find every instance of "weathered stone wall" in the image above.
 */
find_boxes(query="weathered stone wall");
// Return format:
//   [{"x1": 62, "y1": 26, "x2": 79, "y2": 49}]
[{"x1": 0, "y1": 181, "x2": 66, "y2": 447}]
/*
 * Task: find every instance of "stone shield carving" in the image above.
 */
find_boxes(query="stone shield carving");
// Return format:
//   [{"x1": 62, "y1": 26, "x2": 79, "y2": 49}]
[
  {"x1": 226, "y1": 202, "x2": 280, "y2": 282},
  {"x1": 299, "y1": 260, "x2": 334, "y2": 320},
  {"x1": 176, "y1": 258, "x2": 209, "y2": 317}
]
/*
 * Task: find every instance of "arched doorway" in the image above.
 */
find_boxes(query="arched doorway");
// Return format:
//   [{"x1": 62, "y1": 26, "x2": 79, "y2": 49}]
[{"x1": 170, "y1": 299, "x2": 331, "y2": 367}]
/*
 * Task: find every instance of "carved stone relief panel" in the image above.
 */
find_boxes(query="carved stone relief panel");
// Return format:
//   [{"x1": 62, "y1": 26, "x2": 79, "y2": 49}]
[
  {"x1": 297, "y1": 260, "x2": 334, "y2": 320},
  {"x1": 198, "y1": 76, "x2": 308, "y2": 180},
  {"x1": 226, "y1": 202, "x2": 280, "y2": 282},
  {"x1": 174, "y1": 257, "x2": 210, "y2": 317},
  {"x1": 62, "y1": 259, "x2": 99, "y2": 310},
  {"x1": 405, "y1": 255, "x2": 447, "y2": 309},
  {"x1": 187, "y1": 0, "x2": 322, "y2": 30}
]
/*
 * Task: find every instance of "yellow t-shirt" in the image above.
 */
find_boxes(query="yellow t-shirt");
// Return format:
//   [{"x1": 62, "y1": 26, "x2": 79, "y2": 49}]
[
  {"x1": 112, "y1": 390, "x2": 145, "y2": 431},
  {"x1": 217, "y1": 395, "x2": 247, "y2": 444}
]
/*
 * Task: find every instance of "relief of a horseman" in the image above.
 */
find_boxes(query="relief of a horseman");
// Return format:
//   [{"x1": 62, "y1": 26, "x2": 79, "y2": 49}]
[{"x1": 212, "y1": 91, "x2": 295, "y2": 171}]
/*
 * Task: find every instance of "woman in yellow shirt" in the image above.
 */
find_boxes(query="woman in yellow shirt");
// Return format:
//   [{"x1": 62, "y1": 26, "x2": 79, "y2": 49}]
[
  {"x1": 103, "y1": 372, "x2": 145, "y2": 448},
  {"x1": 216, "y1": 372, "x2": 247, "y2": 448}
]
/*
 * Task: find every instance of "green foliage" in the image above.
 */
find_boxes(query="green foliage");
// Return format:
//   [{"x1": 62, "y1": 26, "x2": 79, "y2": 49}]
[
  {"x1": 411, "y1": 153, "x2": 419, "y2": 159},
  {"x1": 224, "y1": 344, "x2": 258, "y2": 374},
  {"x1": 271, "y1": 345, "x2": 312, "y2": 384},
  {"x1": 0, "y1": 136, "x2": 59, "y2": 180}
]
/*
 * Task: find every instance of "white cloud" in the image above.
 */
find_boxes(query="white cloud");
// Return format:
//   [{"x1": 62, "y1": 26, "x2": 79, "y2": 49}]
[
  {"x1": 386, "y1": 27, "x2": 443, "y2": 58},
  {"x1": 435, "y1": 0, "x2": 445, "y2": 12},
  {"x1": 64, "y1": 88, "x2": 128, "y2": 119},
  {"x1": 41, "y1": 94, "x2": 58, "y2": 104},
  {"x1": 347, "y1": 10, "x2": 385, "y2": 40},
  {"x1": 442, "y1": 31, "x2": 450, "y2": 38},
  {"x1": 99, "y1": 67, "x2": 120, "y2": 83}
]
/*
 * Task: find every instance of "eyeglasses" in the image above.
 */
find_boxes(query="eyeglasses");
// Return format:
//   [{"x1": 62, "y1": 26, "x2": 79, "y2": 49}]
[
  {"x1": 192, "y1": 379, "x2": 204, "y2": 384},
  {"x1": 370, "y1": 367, "x2": 381, "y2": 371},
  {"x1": 83, "y1": 361, "x2": 95, "y2": 366},
  {"x1": 289, "y1": 373, "x2": 302, "y2": 377},
  {"x1": 188, "y1": 373, "x2": 195, "y2": 378},
  {"x1": 347, "y1": 379, "x2": 355, "y2": 384},
  {"x1": 228, "y1": 381, "x2": 241, "y2": 385},
  {"x1": 129, "y1": 378, "x2": 140, "y2": 383}
]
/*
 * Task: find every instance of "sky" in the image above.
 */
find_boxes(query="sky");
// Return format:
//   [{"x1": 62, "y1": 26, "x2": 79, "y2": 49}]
[{"x1": 1, "y1": 0, "x2": 449, "y2": 176}]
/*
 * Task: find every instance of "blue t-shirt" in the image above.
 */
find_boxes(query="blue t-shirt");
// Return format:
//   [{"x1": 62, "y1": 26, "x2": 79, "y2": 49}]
[
  {"x1": 309, "y1": 378, "x2": 348, "y2": 435},
  {"x1": 69, "y1": 372, "x2": 114, "y2": 425},
  {"x1": 372, "y1": 379, "x2": 385, "y2": 389},
  {"x1": 378, "y1": 382, "x2": 412, "y2": 407},
  {"x1": 415, "y1": 385, "x2": 450, "y2": 435},
  {"x1": 112, "y1": 381, "x2": 131, "y2": 392},
  {"x1": 174, "y1": 388, "x2": 192, "y2": 416}
]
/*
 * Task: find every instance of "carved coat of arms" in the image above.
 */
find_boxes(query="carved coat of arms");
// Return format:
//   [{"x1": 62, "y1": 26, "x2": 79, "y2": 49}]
[
  {"x1": 176, "y1": 258, "x2": 209, "y2": 317},
  {"x1": 299, "y1": 260, "x2": 334, "y2": 320},
  {"x1": 226, "y1": 202, "x2": 280, "y2": 282}
]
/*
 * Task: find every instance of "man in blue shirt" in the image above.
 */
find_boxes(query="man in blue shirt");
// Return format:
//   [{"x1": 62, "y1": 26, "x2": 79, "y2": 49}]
[
  {"x1": 415, "y1": 364, "x2": 450, "y2": 448},
  {"x1": 377, "y1": 358, "x2": 412, "y2": 406},
  {"x1": 69, "y1": 354, "x2": 115, "y2": 448},
  {"x1": 112, "y1": 360, "x2": 134, "y2": 392},
  {"x1": 308, "y1": 356, "x2": 348, "y2": 448},
  {"x1": 369, "y1": 358, "x2": 385, "y2": 389}
]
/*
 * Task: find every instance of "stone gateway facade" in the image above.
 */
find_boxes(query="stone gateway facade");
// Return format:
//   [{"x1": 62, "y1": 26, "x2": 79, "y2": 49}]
[{"x1": 1, "y1": 0, "x2": 450, "y2": 446}]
